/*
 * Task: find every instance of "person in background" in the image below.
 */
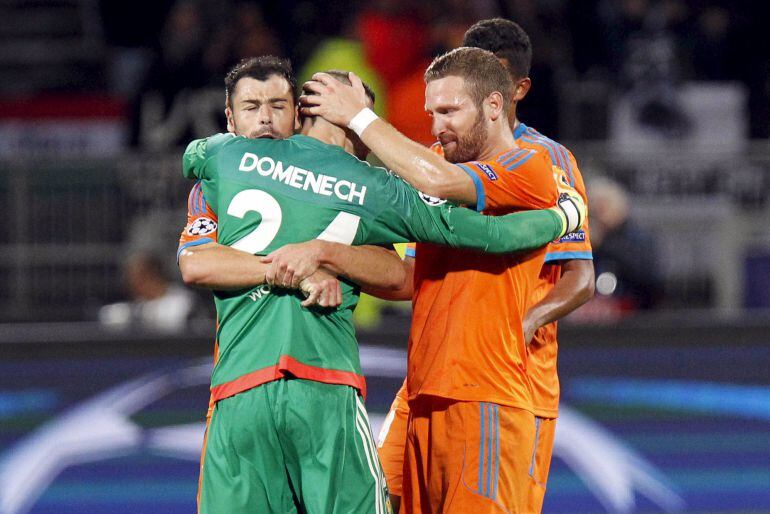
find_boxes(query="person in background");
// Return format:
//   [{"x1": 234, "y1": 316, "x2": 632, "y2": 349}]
[
  {"x1": 586, "y1": 176, "x2": 663, "y2": 314},
  {"x1": 99, "y1": 251, "x2": 196, "y2": 332}
]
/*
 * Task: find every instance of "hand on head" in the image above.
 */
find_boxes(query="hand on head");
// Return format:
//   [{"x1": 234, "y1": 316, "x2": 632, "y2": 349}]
[{"x1": 299, "y1": 72, "x2": 369, "y2": 127}]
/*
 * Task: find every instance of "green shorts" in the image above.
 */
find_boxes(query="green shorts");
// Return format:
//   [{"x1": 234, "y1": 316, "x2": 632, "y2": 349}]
[{"x1": 199, "y1": 378, "x2": 391, "y2": 514}]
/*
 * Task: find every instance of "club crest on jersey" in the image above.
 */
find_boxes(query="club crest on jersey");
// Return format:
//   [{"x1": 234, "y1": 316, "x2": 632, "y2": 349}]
[
  {"x1": 187, "y1": 217, "x2": 217, "y2": 236},
  {"x1": 477, "y1": 163, "x2": 498, "y2": 181},
  {"x1": 418, "y1": 191, "x2": 447, "y2": 206}
]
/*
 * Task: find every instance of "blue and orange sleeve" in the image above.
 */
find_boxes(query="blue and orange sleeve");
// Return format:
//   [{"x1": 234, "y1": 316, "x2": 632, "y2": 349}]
[
  {"x1": 177, "y1": 181, "x2": 218, "y2": 261},
  {"x1": 544, "y1": 156, "x2": 593, "y2": 262},
  {"x1": 456, "y1": 150, "x2": 558, "y2": 212}
]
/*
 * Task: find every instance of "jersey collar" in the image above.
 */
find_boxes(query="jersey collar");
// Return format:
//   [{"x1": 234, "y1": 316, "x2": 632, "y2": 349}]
[{"x1": 513, "y1": 122, "x2": 528, "y2": 140}]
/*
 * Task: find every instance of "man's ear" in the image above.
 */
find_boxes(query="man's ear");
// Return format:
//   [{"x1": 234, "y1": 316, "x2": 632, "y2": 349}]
[
  {"x1": 294, "y1": 104, "x2": 300, "y2": 131},
  {"x1": 513, "y1": 77, "x2": 532, "y2": 103},
  {"x1": 225, "y1": 106, "x2": 235, "y2": 133},
  {"x1": 486, "y1": 91, "x2": 505, "y2": 122}
]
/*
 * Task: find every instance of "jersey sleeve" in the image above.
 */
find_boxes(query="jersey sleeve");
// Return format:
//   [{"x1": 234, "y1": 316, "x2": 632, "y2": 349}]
[
  {"x1": 183, "y1": 138, "x2": 208, "y2": 180},
  {"x1": 455, "y1": 149, "x2": 558, "y2": 212},
  {"x1": 182, "y1": 133, "x2": 235, "y2": 180},
  {"x1": 544, "y1": 151, "x2": 593, "y2": 263},
  {"x1": 177, "y1": 181, "x2": 218, "y2": 261},
  {"x1": 360, "y1": 173, "x2": 565, "y2": 254}
]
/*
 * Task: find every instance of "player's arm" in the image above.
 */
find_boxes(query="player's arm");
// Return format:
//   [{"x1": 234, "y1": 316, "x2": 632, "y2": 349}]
[
  {"x1": 176, "y1": 183, "x2": 341, "y2": 306},
  {"x1": 262, "y1": 241, "x2": 414, "y2": 299},
  {"x1": 364, "y1": 183, "x2": 584, "y2": 255},
  {"x1": 523, "y1": 259, "x2": 595, "y2": 344},
  {"x1": 362, "y1": 256, "x2": 414, "y2": 301},
  {"x1": 177, "y1": 182, "x2": 268, "y2": 290},
  {"x1": 178, "y1": 242, "x2": 269, "y2": 290},
  {"x1": 300, "y1": 73, "x2": 477, "y2": 204},
  {"x1": 178, "y1": 242, "x2": 341, "y2": 307}
]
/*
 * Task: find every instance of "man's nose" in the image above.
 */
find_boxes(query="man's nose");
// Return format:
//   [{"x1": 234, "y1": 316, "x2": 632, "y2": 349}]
[
  {"x1": 432, "y1": 119, "x2": 446, "y2": 138},
  {"x1": 258, "y1": 106, "x2": 272, "y2": 124}
]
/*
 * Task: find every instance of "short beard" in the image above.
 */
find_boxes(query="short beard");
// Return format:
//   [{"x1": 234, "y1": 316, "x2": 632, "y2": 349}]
[{"x1": 444, "y1": 110, "x2": 487, "y2": 163}]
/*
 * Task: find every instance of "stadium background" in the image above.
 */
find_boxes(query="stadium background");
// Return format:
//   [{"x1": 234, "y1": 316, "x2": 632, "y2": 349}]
[{"x1": 1, "y1": 0, "x2": 770, "y2": 512}]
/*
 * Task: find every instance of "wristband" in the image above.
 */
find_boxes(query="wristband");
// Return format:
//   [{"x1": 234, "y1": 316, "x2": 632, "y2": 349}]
[{"x1": 348, "y1": 108, "x2": 379, "y2": 136}]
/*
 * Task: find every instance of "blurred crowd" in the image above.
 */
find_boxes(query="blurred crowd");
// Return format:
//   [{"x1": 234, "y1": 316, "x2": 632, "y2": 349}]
[
  {"x1": 96, "y1": 0, "x2": 770, "y2": 147},
  {"x1": 3, "y1": 0, "x2": 766, "y2": 326},
  {"x1": 92, "y1": 0, "x2": 768, "y2": 328}
]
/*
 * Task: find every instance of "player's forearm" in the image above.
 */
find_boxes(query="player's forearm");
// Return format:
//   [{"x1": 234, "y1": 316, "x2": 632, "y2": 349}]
[
  {"x1": 442, "y1": 207, "x2": 565, "y2": 254},
  {"x1": 320, "y1": 243, "x2": 408, "y2": 292},
  {"x1": 361, "y1": 119, "x2": 476, "y2": 204},
  {"x1": 526, "y1": 259, "x2": 595, "y2": 330},
  {"x1": 178, "y1": 242, "x2": 267, "y2": 290},
  {"x1": 360, "y1": 257, "x2": 414, "y2": 301}
]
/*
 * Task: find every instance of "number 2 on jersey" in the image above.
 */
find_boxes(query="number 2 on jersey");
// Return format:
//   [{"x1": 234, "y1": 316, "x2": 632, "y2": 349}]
[{"x1": 227, "y1": 189, "x2": 361, "y2": 254}]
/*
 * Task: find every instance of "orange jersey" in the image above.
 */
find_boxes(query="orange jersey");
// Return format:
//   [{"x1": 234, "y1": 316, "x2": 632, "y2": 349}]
[
  {"x1": 408, "y1": 148, "x2": 559, "y2": 411},
  {"x1": 515, "y1": 123, "x2": 593, "y2": 418}
]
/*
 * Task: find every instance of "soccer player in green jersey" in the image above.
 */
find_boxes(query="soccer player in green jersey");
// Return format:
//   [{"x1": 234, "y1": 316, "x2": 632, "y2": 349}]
[{"x1": 180, "y1": 60, "x2": 584, "y2": 514}]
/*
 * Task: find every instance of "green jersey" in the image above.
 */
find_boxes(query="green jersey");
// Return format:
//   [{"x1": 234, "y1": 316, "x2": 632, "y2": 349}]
[{"x1": 182, "y1": 133, "x2": 565, "y2": 402}]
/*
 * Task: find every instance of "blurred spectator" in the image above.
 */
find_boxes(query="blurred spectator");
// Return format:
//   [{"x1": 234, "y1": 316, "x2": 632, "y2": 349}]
[
  {"x1": 384, "y1": 1, "x2": 494, "y2": 144},
  {"x1": 386, "y1": 62, "x2": 435, "y2": 146},
  {"x1": 572, "y1": 178, "x2": 663, "y2": 321},
  {"x1": 298, "y1": 37, "x2": 388, "y2": 115},
  {"x1": 99, "y1": 252, "x2": 198, "y2": 332},
  {"x1": 203, "y1": 3, "x2": 282, "y2": 79},
  {"x1": 357, "y1": 2, "x2": 431, "y2": 88},
  {"x1": 602, "y1": 0, "x2": 692, "y2": 138},
  {"x1": 151, "y1": 1, "x2": 208, "y2": 96},
  {"x1": 689, "y1": 6, "x2": 733, "y2": 81}
]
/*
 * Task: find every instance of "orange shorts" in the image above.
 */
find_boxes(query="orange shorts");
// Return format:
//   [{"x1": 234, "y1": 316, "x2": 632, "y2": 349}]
[
  {"x1": 402, "y1": 396, "x2": 536, "y2": 514},
  {"x1": 525, "y1": 417, "x2": 556, "y2": 514},
  {"x1": 377, "y1": 383, "x2": 410, "y2": 496}
]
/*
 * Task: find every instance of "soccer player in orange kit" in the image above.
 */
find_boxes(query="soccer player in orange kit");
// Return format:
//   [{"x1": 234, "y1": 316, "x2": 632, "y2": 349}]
[
  {"x1": 300, "y1": 45, "x2": 585, "y2": 513},
  {"x1": 376, "y1": 19, "x2": 595, "y2": 513}
]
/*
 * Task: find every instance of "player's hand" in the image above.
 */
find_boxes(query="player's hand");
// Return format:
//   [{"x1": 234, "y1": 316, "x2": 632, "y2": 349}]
[
  {"x1": 299, "y1": 269, "x2": 342, "y2": 308},
  {"x1": 552, "y1": 192, "x2": 586, "y2": 237},
  {"x1": 262, "y1": 240, "x2": 326, "y2": 289},
  {"x1": 299, "y1": 72, "x2": 369, "y2": 127}
]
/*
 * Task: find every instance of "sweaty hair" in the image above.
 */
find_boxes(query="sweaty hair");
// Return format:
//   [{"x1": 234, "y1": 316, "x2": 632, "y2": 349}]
[
  {"x1": 225, "y1": 56, "x2": 296, "y2": 106},
  {"x1": 424, "y1": 47, "x2": 513, "y2": 114},
  {"x1": 462, "y1": 18, "x2": 532, "y2": 79}
]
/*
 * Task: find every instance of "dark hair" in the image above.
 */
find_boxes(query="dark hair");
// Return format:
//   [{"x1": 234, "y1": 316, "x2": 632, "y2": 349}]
[
  {"x1": 424, "y1": 47, "x2": 513, "y2": 114},
  {"x1": 462, "y1": 18, "x2": 532, "y2": 79},
  {"x1": 322, "y1": 70, "x2": 376, "y2": 105},
  {"x1": 224, "y1": 56, "x2": 296, "y2": 106}
]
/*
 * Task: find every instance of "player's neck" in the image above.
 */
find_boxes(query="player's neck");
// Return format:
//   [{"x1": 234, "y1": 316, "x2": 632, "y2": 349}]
[
  {"x1": 477, "y1": 119, "x2": 518, "y2": 161},
  {"x1": 301, "y1": 118, "x2": 355, "y2": 155}
]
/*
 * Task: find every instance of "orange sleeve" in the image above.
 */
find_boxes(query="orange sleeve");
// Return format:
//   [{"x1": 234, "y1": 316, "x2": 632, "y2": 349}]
[
  {"x1": 545, "y1": 151, "x2": 593, "y2": 262},
  {"x1": 456, "y1": 149, "x2": 558, "y2": 212},
  {"x1": 177, "y1": 181, "x2": 218, "y2": 261}
]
